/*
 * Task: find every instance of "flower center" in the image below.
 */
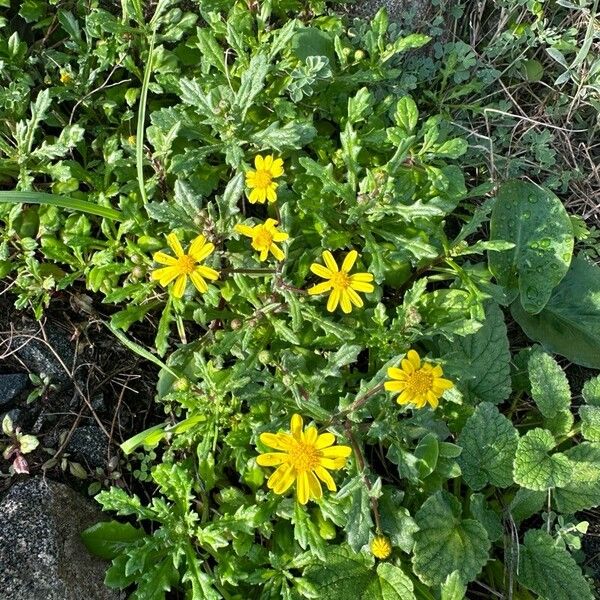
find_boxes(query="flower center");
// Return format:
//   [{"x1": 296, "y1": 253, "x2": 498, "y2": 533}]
[
  {"x1": 330, "y1": 271, "x2": 350, "y2": 290},
  {"x1": 254, "y1": 228, "x2": 273, "y2": 249},
  {"x1": 406, "y1": 369, "x2": 434, "y2": 395},
  {"x1": 176, "y1": 255, "x2": 197, "y2": 274},
  {"x1": 254, "y1": 170, "x2": 272, "y2": 189},
  {"x1": 288, "y1": 441, "x2": 320, "y2": 473}
]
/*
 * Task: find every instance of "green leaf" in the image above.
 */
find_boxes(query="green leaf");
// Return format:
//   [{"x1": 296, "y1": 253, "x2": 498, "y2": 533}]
[
  {"x1": 489, "y1": 180, "x2": 574, "y2": 313},
  {"x1": 554, "y1": 442, "x2": 600, "y2": 513},
  {"x1": 291, "y1": 28, "x2": 335, "y2": 63},
  {"x1": 441, "y1": 571, "x2": 466, "y2": 600},
  {"x1": 303, "y1": 546, "x2": 415, "y2": 600},
  {"x1": 528, "y1": 349, "x2": 571, "y2": 418},
  {"x1": 196, "y1": 27, "x2": 226, "y2": 73},
  {"x1": 439, "y1": 303, "x2": 511, "y2": 405},
  {"x1": 457, "y1": 402, "x2": 518, "y2": 490},
  {"x1": 292, "y1": 502, "x2": 326, "y2": 560},
  {"x1": 583, "y1": 375, "x2": 600, "y2": 406},
  {"x1": 470, "y1": 494, "x2": 503, "y2": 542},
  {"x1": 512, "y1": 256, "x2": 600, "y2": 368},
  {"x1": 509, "y1": 488, "x2": 546, "y2": 524},
  {"x1": 345, "y1": 482, "x2": 373, "y2": 552},
  {"x1": 518, "y1": 529, "x2": 593, "y2": 600},
  {"x1": 235, "y1": 53, "x2": 269, "y2": 119},
  {"x1": 0, "y1": 191, "x2": 122, "y2": 220},
  {"x1": 412, "y1": 491, "x2": 490, "y2": 587},
  {"x1": 82, "y1": 521, "x2": 146, "y2": 560},
  {"x1": 579, "y1": 406, "x2": 600, "y2": 441},
  {"x1": 251, "y1": 121, "x2": 316, "y2": 151},
  {"x1": 513, "y1": 428, "x2": 572, "y2": 491},
  {"x1": 377, "y1": 487, "x2": 419, "y2": 553},
  {"x1": 394, "y1": 96, "x2": 418, "y2": 133}
]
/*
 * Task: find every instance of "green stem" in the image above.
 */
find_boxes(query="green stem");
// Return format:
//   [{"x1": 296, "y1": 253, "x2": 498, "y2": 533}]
[{"x1": 136, "y1": 32, "x2": 155, "y2": 205}]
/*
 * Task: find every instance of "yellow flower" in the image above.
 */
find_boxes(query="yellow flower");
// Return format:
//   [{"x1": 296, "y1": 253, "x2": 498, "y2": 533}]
[
  {"x1": 60, "y1": 70, "x2": 72, "y2": 84},
  {"x1": 371, "y1": 535, "x2": 392, "y2": 560},
  {"x1": 151, "y1": 233, "x2": 219, "y2": 299},
  {"x1": 307, "y1": 250, "x2": 374, "y2": 314},
  {"x1": 127, "y1": 135, "x2": 136, "y2": 146},
  {"x1": 245, "y1": 154, "x2": 284, "y2": 204},
  {"x1": 234, "y1": 218, "x2": 289, "y2": 261},
  {"x1": 385, "y1": 350, "x2": 453, "y2": 409},
  {"x1": 256, "y1": 414, "x2": 352, "y2": 505}
]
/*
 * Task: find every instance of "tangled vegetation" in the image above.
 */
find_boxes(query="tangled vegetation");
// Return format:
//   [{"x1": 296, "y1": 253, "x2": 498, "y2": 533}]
[{"x1": 1, "y1": 0, "x2": 600, "y2": 599}]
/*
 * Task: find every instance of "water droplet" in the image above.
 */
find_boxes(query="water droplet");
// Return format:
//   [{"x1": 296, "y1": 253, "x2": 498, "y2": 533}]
[
  {"x1": 529, "y1": 241, "x2": 540, "y2": 250},
  {"x1": 562, "y1": 253, "x2": 571, "y2": 262},
  {"x1": 523, "y1": 211, "x2": 531, "y2": 219},
  {"x1": 539, "y1": 238, "x2": 551, "y2": 249},
  {"x1": 528, "y1": 195, "x2": 539, "y2": 204},
  {"x1": 526, "y1": 286, "x2": 538, "y2": 300}
]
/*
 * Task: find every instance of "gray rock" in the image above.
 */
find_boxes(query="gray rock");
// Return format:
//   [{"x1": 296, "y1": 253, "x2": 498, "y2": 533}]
[
  {"x1": 67, "y1": 426, "x2": 109, "y2": 470},
  {"x1": 0, "y1": 477, "x2": 123, "y2": 600},
  {"x1": 0, "y1": 374, "x2": 29, "y2": 409}
]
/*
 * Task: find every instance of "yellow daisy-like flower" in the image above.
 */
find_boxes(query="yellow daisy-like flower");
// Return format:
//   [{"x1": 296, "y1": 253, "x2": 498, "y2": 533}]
[
  {"x1": 384, "y1": 350, "x2": 453, "y2": 409},
  {"x1": 151, "y1": 233, "x2": 219, "y2": 299},
  {"x1": 256, "y1": 414, "x2": 352, "y2": 505},
  {"x1": 60, "y1": 70, "x2": 72, "y2": 84},
  {"x1": 245, "y1": 154, "x2": 284, "y2": 204},
  {"x1": 307, "y1": 250, "x2": 375, "y2": 314},
  {"x1": 371, "y1": 535, "x2": 392, "y2": 560},
  {"x1": 234, "y1": 218, "x2": 289, "y2": 261}
]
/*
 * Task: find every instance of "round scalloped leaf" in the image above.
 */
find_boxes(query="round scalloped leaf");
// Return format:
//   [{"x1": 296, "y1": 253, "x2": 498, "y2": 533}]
[
  {"x1": 412, "y1": 491, "x2": 490, "y2": 587},
  {"x1": 518, "y1": 530, "x2": 593, "y2": 600},
  {"x1": 457, "y1": 402, "x2": 518, "y2": 490},
  {"x1": 554, "y1": 442, "x2": 600, "y2": 513},
  {"x1": 489, "y1": 179, "x2": 573, "y2": 314},
  {"x1": 513, "y1": 428, "x2": 572, "y2": 491},
  {"x1": 527, "y1": 349, "x2": 571, "y2": 418}
]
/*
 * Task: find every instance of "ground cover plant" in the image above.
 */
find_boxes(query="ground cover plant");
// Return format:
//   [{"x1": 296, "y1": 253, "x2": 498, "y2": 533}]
[{"x1": 1, "y1": 0, "x2": 600, "y2": 598}]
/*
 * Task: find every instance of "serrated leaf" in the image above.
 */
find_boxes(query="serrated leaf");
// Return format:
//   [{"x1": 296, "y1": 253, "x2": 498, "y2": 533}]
[
  {"x1": 518, "y1": 529, "x2": 593, "y2": 600},
  {"x1": 235, "y1": 53, "x2": 269, "y2": 118},
  {"x1": 513, "y1": 428, "x2": 572, "y2": 491},
  {"x1": 303, "y1": 546, "x2": 415, "y2": 600},
  {"x1": 528, "y1": 349, "x2": 570, "y2": 418},
  {"x1": 579, "y1": 406, "x2": 600, "y2": 441},
  {"x1": 583, "y1": 375, "x2": 600, "y2": 406},
  {"x1": 394, "y1": 96, "x2": 418, "y2": 133},
  {"x1": 470, "y1": 494, "x2": 503, "y2": 542},
  {"x1": 377, "y1": 487, "x2": 419, "y2": 553},
  {"x1": 412, "y1": 491, "x2": 490, "y2": 587},
  {"x1": 512, "y1": 256, "x2": 600, "y2": 368},
  {"x1": 292, "y1": 502, "x2": 326, "y2": 560},
  {"x1": 509, "y1": 488, "x2": 546, "y2": 524},
  {"x1": 457, "y1": 402, "x2": 518, "y2": 490},
  {"x1": 250, "y1": 121, "x2": 316, "y2": 151},
  {"x1": 489, "y1": 180, "x2": 574, "y2": 313},
  {"x1": 554, "y1": 442, "x2": 600, "y2": 513},
  {"x1": 439, "y1": 302, "x2": 511, "y2": 405},
  {"x1": 345, "y1": 484, "x2": 373, "y2": 552}
]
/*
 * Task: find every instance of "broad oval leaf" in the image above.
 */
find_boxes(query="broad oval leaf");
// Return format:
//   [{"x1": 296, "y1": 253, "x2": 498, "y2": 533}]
[{"x1": 489, "y1": 180, "x2": 573, "y2": 314}]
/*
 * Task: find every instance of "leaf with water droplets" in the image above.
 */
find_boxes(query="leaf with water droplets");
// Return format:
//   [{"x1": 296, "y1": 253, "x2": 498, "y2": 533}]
[{"x1": 489, "y1": 180, "x2": 574, "y2": 314}]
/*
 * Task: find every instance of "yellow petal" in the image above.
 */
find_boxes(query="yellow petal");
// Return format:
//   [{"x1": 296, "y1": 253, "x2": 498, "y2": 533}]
[
  {"x1": 307, "y1": 470, "x2": 323, "y2": 501},
  {"x1": 188, "y1": 235, "x2": 206, "y2": 258},
  {"x1": 327, "y1": 288, "x2": 341, "y2": 312},
  {"x1": 341, "y1": 250, "x2": 358, "y2": 273},
  {"x1": 319, "y1": 457, "x2": 347, "y2": 470},
  {"x1": 264, "y1": 218, "x2": 278, "y2": 229},
  {"x1": 310, "y1": 263, "x2": 333, "y2": 279},
  {"x1": 152, "y1": 266, "x2": 180, "y2": 285},
  {"x1": 270, "y1": 158, "x2": 284, "y2": 177},
  {"x1": 407, "y1": 350, "x2": 421, "y2": 370},
  {"x1": 384, "y1": 380, "x2": 406, "y2": 392},
  {"x1": 260, "y1": 432, "x2": 293, "y2": 451},
  {"x1": 400, "y1": 358, "x2": 415, "y2": 374},
  {"x1": 427, "y1": 391, "x2": 439, "y2": 409},
  {"x1": 340, "y1": 290, "x2": 352, "y2": 314},
  {"x1": 290, "y1": 414, "x2": 303, "y2": 439},
  {"x1": 308, "y1": 281, "x2": 333, "y2": 296},
  {"x1": 263, "y1": 154, "x2": 273, "y2": 170},
  {"x1": 269, "y1": 463, "x2": 295, "y2": 494},
  {"x1": 315, "y1": 432, "x2": 335, "y2": 449},
  {"x1": 256, "y1": 452, "x2": 289, "y2": 466},
  {"x1": 434, "y1": 378, "x2": 453, "y2": 390},
  {"x1": 346, "y1": 287, "x2": 364, "y2": 308},
  {"x1": 396, "y1": 389, "x2": 414, "y2": 405},
  {"x1": 270, "y1": 244, "x2": 284, "y2": 261},
  {"x1": 167, "y1": 233, "x2": 184, "y2": 258},
  {"x1": 322, "y1": 250, "x2": 338, "y2": 272},
  {"x1": 248, "y1": 188, "x2": 262, "y2": 203},
  {"x1": 350, "y1": 272, "x2": 374, "y2": 282},
  {"x1": 153, "y1": 251, "x2": 177, "y2": 266},
  {"x1": 257, "y1": 187, "x2": 267, "y2": 203},
  {"x1": 172, "y1": 274, "x2": 187, "y2": 298},
  {"x1": 321, "y1": 445, "x2": 352, "y2": 459},
  {"x1": 303, "y1": 426, "x2": 318, "y2": 445},
  {"x1": 387, "y1": 367, "x2": 407, "y2": 380},
  {"x1": 235, "y1": 224, "x2": 255, "y2": 237},
  {"x1": 255, "y1": 155, "x2": 264, "y2": 170},
  {"x1": 191, "y1": 241, "x2": 214, "y2": 262},
  {"x1": 349, "y1": 279, "x2": 375, "y2": 293},
  {"x1": 272, "y1": 231, "x2": 289, "y2": 242},
  {"x1": 432, "y1": 365, "x2": 444, "y2": 377},
  {"x1": 190, "y1": 271, "x2": 208, "y2": 294},
  {"x1": 314, "y1": 465, "x2": 336, "y2": 491},
  {"x1": 259, "y1": 248, "x2": 269, "y2": 261},
  {"x1": 196, "y1": 265, "x2": 219, "y2": 281},
  {"x1": 296, "y1": 471, "x2": 309, "y2": 504},
  {"x1": 266, "y1": 186, "x2": 277, "y2": 203}
]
